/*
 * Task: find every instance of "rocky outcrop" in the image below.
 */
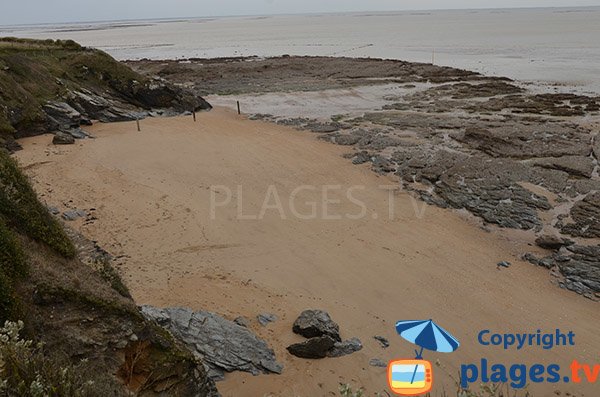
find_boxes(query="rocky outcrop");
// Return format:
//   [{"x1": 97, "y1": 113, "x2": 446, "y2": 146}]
[
  {"x1": 287, "y1": 336, "x2": 337, "y2": 359},
  {"x1": 532, "y1": 156, "x2": 595, "y2": 178},
  {"x1": 141, "y1": 306, "x2": 283, "y2": 381},
  {"x1": 292, "y1": 310, "x2": 341, "y2": 342},
  {"x1": 524, "y1": 245, "x2": 600, "y2": 300},
  {"x1": 0, "y1": 38, "x2": 211, "y2": 151},
  {"x1": 562, "y1": 192, "x2": 600, "y2": 238},
  {"x1": 457, "y1": 124, "x2": 592, "y2": 159},
  {"x1": 288, "y1": 310, "x2": 362, "y2": 359}
]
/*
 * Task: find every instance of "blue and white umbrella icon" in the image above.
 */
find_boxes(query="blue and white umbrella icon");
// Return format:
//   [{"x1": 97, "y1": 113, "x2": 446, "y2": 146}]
[{"x1": 395, "y1": 320, "x2": 460, "y2": 384}]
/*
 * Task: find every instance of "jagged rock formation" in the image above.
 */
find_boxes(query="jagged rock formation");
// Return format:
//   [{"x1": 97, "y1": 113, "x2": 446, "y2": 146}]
[{"x1": 141, "y1": 306, "x2": 284, "y2": 381}]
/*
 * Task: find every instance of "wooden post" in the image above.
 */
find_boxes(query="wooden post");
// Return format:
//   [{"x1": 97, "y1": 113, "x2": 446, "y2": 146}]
[
  {"x1": 432, "y1": 49, "x2": 435, "y2": 65},
  {"x1": 237, "y1": 101, "x2": 241, "y2": 115},
  {"x1": 193, "y1": 111, "x2": 196, "y2": 122},
  {"x1": 136, "y1": 118, "x2": 141, "y2": 132}
]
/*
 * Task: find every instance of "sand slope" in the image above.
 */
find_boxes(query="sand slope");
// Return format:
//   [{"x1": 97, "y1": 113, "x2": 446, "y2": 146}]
[{"x1": 15, "y1": 108, "x2": 599, "y2": 396}]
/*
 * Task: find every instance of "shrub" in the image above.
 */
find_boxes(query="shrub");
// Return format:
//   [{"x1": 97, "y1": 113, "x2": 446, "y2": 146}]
[
  {"x1": 0, "y1": 219, "x2": 26, "y2": 323},
  {"x1": 0, "y1": 151, "x2": 75, "y2": 258},
  {"x1": 0, "y1": 320, "x2": 114, "y2": 396}
]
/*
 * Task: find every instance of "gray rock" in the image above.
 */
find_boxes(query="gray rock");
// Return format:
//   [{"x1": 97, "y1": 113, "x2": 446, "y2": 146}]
[
  {"x1": 233, "y1": 316, "x2": 249, "y2": 328},
  {"x1": 52, "y1": 131, "x2": 75, "y2": 145},
  {"x1": 562, "y1": 192, "x2": 600, "y2": 238},
  {"x1": 68, "y1": 89, "x2": 143, "y2": 123},
  {"x1": 43, "y1": 101, "x2": 85, "y2": 129},
  {"x1": 523, "y1": 245, "x2": 600, "y2": 300},
  {"x1": 62, "y1": 209, "x2": 86, "y2": 221},
  {"x1": 374, "y1": 336, "x2": 390, "y2": 349},
  {"x1": 257, "y1": 313, "x2": 277, "y2": 326},
  {"x1": 371, "y1": 155, "x2": 396, "y2": 174},
  {"x1": 369, "y1": 358, "x2": 388, "y2": 368},
  {"x1": 434, "y1": 157, "x2": 552, "y2": 230},
  {"x1": 292, "y1": 310, "x2": 341, "y2": 342},
  {"x1": 497, "y1": 261, "x2": 512, "y2": 269},
  {"x1": 535, "y1": 235, "x2": 573, "y2": 250},
  {"x1": 62, "y1": 127, "x2": 92, "y2": 140},
  {"x1": 557, "y1": 245, "x2": 600, "y2": 299},
  {"x1": 333, "y1": 134, "x2": 362, "y2": 146},
  {"x1": 327, "y1": 337, "x2": 363, "y2": 358},
  {"x1": 457, "y1": 123, "x2": 592, "y2": 159},
  {"x1": 47, "y1": 206, "x2": 60, "y2": 215},
  {"x1": 532, "y1": 156, "x2": 595, "y2": 179},
  {"x1": 287, "y1": 336, "x2": 336, "y2": 359},
  {"x1": 352, "y1": 151, "x2": 371, "y2": 165},
  {"x1": 306, "y1": 122, "x2": 341, "y2": 133},
  {"x1": 141, "y1": 306, "x2": 284, "y2": 380}
]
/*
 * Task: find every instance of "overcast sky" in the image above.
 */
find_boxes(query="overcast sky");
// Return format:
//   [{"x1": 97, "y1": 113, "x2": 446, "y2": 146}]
[{"x1": 2, "y1": 0, "x2": 600, "y2": 25}]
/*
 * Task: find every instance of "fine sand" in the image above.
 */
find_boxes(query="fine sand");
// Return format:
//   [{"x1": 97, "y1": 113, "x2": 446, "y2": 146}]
[{"x1": 15, "y1": 107, "x2": 600, "y2": 396}]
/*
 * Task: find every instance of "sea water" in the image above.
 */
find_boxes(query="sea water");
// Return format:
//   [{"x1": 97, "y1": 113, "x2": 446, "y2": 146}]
[{"x1": 1, "y1": 7, "x2": 599, "y2": 94}]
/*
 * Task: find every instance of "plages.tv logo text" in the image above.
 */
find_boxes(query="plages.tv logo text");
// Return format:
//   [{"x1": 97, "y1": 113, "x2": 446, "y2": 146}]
[
  {"x1": 388, "y1": 320, "x2": 460, "y2": 396},
  {"x1": 460, "y1": 329, "x2": 600, "y2": 389}
]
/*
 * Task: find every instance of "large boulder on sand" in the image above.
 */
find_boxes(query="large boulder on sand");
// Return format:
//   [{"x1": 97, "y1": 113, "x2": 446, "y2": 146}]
[
  {"x1": 52, "y1": 131, "x2": 75, "y2": 145},
  {"x1": 292, "y1": 310, "x2": 341, "y2": 342},
  {"x1": 287, "y1": 336, "x2": 336, "y2": 359}
]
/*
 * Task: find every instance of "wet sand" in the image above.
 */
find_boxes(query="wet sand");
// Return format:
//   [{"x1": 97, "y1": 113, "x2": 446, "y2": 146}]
[{"x1": 15, "y1": 107, "x2": 599, "y2": 396}]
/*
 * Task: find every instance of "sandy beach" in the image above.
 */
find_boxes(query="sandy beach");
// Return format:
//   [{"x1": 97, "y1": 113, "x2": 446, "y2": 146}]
[{"x1": 14, "y1": 107, "x2": 600, "y2": 396}]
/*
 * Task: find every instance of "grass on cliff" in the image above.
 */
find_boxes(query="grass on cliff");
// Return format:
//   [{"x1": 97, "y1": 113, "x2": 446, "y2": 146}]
[
  {"x1": 0, "y1": 37, "x2": 148, "y2": 145},
  {"x1": 0, "y1": 150, "x2": 75, "y2": 258},
  {"x1": 0, "y1": 149, "x2": 75, "y2": 322},
  {"x1": 0, "y1": 320, "x2": 117, "y2": 396}
]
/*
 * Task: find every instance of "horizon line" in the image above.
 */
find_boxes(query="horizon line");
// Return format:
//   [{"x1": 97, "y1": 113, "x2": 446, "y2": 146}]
[{"x1": 1, "y1": 4, "x2": 599, "y2": 28}]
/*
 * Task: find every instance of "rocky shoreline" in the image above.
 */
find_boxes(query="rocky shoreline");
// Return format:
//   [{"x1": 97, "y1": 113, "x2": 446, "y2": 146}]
[{"x1": 129, "y1": 56, "x2": 600, "y2": 301}]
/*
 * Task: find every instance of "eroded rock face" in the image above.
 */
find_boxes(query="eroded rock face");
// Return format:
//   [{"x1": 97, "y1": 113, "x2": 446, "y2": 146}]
[
  {"x1": 292, "y1": 310, "x2": 341, "y2": 342},
  {"x1": 141, "y1": 306, "x2": 283, "y2": 381},
  {"x1": 526, "y1": 246, "x2": 600, "y2": 300},
  {"x1": 558, "y1": 245, "x2": 600, "y2": 297},
  {"x1": 532, "y1": 156, "x2": 595, "y2": 178},
  {"x1": 562, "y1": 192, "x2": 600, "y2": 238}
]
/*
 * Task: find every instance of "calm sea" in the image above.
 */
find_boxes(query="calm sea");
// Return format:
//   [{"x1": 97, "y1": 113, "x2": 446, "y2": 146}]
[{"x1": 1, "y1": 7, "x2": 600, "y2": 94}]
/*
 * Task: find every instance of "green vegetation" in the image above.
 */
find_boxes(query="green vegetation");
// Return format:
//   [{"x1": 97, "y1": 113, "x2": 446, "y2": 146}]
[
  {"x1": 0, "y1": 148, "x2": 75, "y2": 323},
  {"x1": 0, "y1": 320, "x2": 116, "y2": 396},
  {"x1": 95, "y1": 258, "x2": 132, "y2": 299},
  {"x1": 0, "y1": 150, "x2": 75, "y2": 258},
  {"x1": 0, "y1": 219, "x2": 27, "y2": 322}
]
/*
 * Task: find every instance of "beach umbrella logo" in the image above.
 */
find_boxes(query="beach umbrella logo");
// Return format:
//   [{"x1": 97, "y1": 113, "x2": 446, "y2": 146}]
[{"x1": 388, "y1": 320, "x2": 460, "y2": 396}]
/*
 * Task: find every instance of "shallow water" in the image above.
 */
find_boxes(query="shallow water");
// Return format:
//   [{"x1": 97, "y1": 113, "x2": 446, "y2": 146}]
[{"x1": 1, "y1": 7, "x2": 600, "y2": 94}]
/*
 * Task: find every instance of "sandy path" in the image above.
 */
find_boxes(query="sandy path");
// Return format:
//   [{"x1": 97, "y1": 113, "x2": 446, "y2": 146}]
[{"x1": 15, "y1": 108, "x2": 599, "y2": 396}]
